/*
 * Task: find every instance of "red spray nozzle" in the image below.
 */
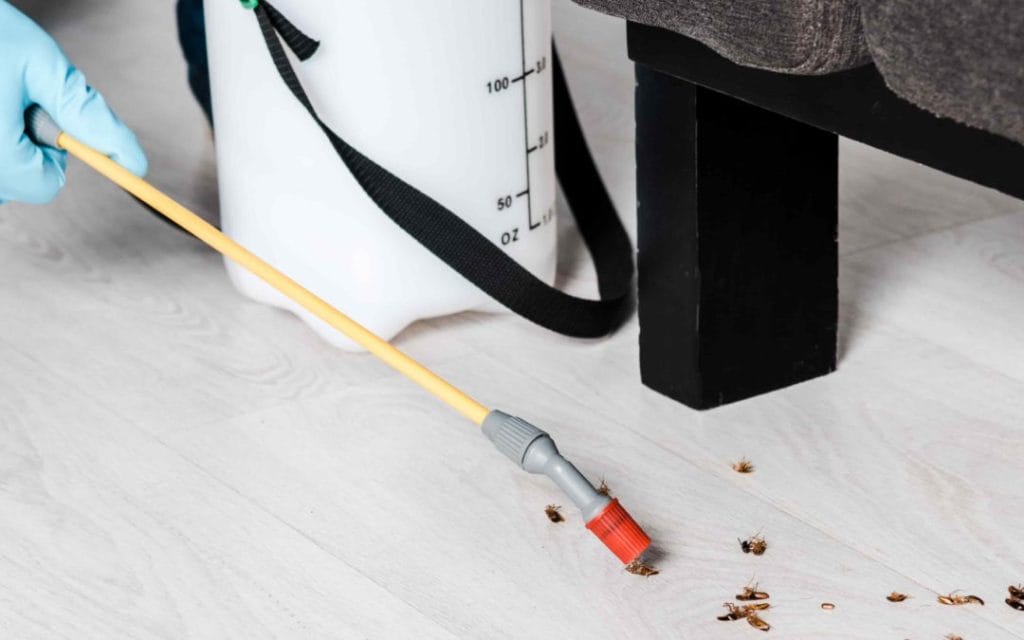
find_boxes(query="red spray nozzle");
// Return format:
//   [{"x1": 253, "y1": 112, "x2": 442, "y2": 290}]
[
  {"x1": 482, "y1": 411, "x2": 653, "y2": 565},
  {"x1": 586, "y1": 498, "x2": 652, "y2": 564}
]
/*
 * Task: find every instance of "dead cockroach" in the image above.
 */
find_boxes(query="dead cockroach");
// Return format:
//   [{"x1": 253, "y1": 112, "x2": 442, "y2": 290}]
[
  {"x1": 732, "y1": 458, "x2": 755, "y2": 474},
  {"x1": 746, "y1": 613, "x2": 771, "y2": 632},
  {"x1": 736, "y1": 582, "x2": 770, "y2": 601},
  {"x1": 886, "y1": 592, "x2": 910, "y2": 602},
  {"x1": 624, "y1": 558, "x2": 659, "y2": 577},
  {"x1": 1006, "y1": 585, "x2": 1024, "y2": 612},
  {"x1": 820, "y1": 602, "x2": 835, "y2": 610},
  {"x1": 938, "y1": 592, "x2": 984, "y2": 606},
  {"x1": 544, "y1": 504, "x2": 564, "y2": 523},
  {"x1": 740, "y1": 534, "x2": 768, "y2": 556},
  {"x1": 717, "y1": 603, "x2": 746, "y2": 622},
  {"x1": 596, "y1": 479, "x2": 612, "y2": 497},
  {"x1": 717, "y1": 603, "x2": 770, "y2": 621},
  {"x1": 718, "y1": 603, "x2": 771, "y2": 626}
]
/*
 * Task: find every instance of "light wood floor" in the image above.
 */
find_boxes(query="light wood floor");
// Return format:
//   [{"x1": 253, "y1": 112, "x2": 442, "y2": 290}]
[{"x1": 3, "y1": 1, "x2": 1024, "y2": 638}]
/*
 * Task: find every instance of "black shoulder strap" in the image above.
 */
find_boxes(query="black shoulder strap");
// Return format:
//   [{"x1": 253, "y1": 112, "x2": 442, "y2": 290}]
[{"x1": 253, "y1": 2, "x2": 633, "y2": 338}]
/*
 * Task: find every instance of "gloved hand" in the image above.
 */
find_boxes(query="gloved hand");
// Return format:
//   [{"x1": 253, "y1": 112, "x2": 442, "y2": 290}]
[{"x1": 0, "y1": 1, "x2": 147, "y2": 205}]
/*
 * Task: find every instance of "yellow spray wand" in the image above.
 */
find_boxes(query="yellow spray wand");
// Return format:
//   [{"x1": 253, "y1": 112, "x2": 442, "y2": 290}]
[{"x1": 26, "y1": 105, "x2": 651, "y2": 566}]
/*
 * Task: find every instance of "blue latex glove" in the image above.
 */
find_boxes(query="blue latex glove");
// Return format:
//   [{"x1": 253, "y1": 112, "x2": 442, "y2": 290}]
[{"x1": 0, "y1": 1, "x2": 147, "y2": 204}]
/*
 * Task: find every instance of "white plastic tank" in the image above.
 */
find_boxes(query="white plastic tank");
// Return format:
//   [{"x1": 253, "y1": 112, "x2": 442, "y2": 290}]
[{"x1": 205, "y1": 0, "x2": 557, "y2": 349}]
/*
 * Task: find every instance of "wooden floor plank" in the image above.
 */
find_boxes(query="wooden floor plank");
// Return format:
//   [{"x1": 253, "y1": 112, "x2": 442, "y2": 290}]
[
  {"x1": 844, "y1": 212, "x2": 1024, "y2": 382},
  {"x1": 0, "y1": 343, "x2": 456, "y2": 639},
  {"x1": 0, "y1": 197, "x2": 477, "y2": 437}
]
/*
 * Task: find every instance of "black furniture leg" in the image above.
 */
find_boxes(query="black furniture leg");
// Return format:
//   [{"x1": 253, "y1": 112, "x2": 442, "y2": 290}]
[{"x1": 635, "y1": 63, "x2": 838, "y2": 410}]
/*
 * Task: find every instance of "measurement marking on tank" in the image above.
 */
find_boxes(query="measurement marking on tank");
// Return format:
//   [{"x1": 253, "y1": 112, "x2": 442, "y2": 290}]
[
  {"x1": 488, "y1": 0, "x2": 551, "y2": 241},
  {"x1": 518, "y1": 0, "x2": 542, "y2": 230},
  {"x1": 511, "y1": 69, "x2": 535, "y2": 83},
  {"x1": 487, "y1": 76, "x2": 512, "y2": 93},
  {"x1": 527, "y1": 131, "x2": 549, "y2": 155}
]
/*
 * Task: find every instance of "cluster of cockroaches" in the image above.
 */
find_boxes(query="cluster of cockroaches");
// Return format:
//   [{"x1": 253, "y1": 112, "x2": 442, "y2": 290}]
[
  {"x1": 716, "y1": 584, "x2": 1010, "y2": 634},
  {"x1": 541, "y1": 480, "x2": 661, "y2": 577},
  {"x1": 550, "y1": 455, "x2": 1022, "y2": 635},
  {"x1": 724, "y1": 459, "x2": 1024, "y2": 634},
  {"x1": 720, "y1": 530, "x2": 771, "y2": 631},
  {"x1": 721, "y1": 460, "x2": 773, "y2": 630},
  {"x1": 718, "y1": 581, "x2": 771, "y2": 632}
]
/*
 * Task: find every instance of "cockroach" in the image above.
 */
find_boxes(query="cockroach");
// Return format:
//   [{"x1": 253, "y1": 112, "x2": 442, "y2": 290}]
[
  {"x1": 746, "y1": 613, "x2": 771, "y2": 632},
  {"x1": 732, "y1": 458, "x2": 755, "y2": 474},
  {"x1": 718, "y1": 603, "x2": 771, "y2": 622},
  {"x1": 740, "y1": 534, "x2": 768, "y2": 556},
  {"x1": 717, "y1": 603, "x2": 746, "y2": 622},
  {"x1": 718, "y1": 602, "x2": 771, "y2": 626},
  {"x1": 544, "y1": 504, "x2": 564, "y2": 523},
  {"x1": 938, "y1": 592, "x2": 984, "y2": 606},
  {"x1": 886, "y1": 592, "x2": 910, "y2": 602},
  {"x1": 624, "y1": 558, "x2": 659, "y2": 577},
  {"x1": 945, "y1": 635, "x2": 963, "y2": 640},
  {"x1": 596, "y1": 479, "x2": 611, "y2": 497},
  {"x1": 736, "y1": 582, "x2": 770, "y2": 601},
  {"x1": 1009, "y1": 584, "x2": 1024, "y2": 612},
  {"x1": 820, "y1": 602, "x2": 835, "y2": 610}
]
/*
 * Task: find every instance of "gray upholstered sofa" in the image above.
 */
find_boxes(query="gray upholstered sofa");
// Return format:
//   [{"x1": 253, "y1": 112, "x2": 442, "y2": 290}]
[
  {"x1": 574, "y1": 0, "x2": 1024, "y2": 144},
  {"x1": 569, "y1": 0, "x2": 1024, "y2": 410}
]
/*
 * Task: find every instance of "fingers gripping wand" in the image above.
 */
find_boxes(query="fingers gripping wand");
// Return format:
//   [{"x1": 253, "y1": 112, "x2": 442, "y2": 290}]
[{"x1": 26, "y1": 106, "x2": 651, "y2": 565}]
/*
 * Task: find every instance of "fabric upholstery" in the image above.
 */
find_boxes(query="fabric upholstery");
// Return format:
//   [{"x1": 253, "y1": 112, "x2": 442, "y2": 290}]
[
  {"x1": 859, "y1": 0, "x2": 1024, "y2": 145},
  {"x1": 574, "y1": 0, "x2": 1024, "y2": 144},
  {"x1": 573, "y1": 0, "x2": 870, "y2": 74}
]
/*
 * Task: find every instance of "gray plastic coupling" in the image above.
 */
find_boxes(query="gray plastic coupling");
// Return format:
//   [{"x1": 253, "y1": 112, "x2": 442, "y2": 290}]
[
  {"x1": 25, "y1": 105, "x2": 62, "y2": 148},
  {"x1": 482, "y1": 410, "x2": 611, "y2": 522}
]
